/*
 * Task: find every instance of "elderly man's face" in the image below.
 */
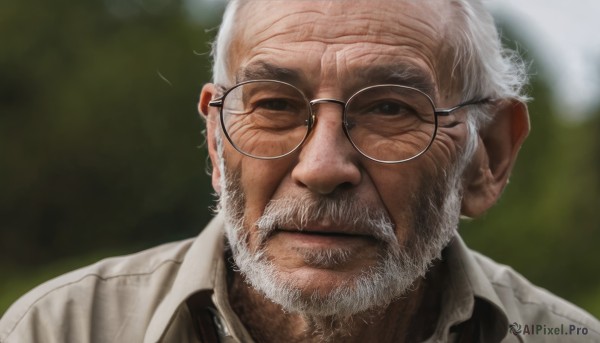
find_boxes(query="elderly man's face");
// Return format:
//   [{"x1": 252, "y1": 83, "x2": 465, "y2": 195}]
[{"x1": 203, "y1": 0, "x2": 476, "y2": 316}]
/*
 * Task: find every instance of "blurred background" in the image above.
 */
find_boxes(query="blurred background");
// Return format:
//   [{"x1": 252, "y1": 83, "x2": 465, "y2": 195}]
[{"x1": 1, "y1": 0, "x2": 599, "y2": 317}]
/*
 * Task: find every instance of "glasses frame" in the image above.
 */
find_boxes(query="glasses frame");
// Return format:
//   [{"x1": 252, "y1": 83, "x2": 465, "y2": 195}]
[{"x1": 209, "y1": 79, "x2": 489, "y2": 164}]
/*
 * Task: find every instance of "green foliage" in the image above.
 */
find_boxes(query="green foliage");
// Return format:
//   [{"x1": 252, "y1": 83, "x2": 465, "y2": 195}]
[
  {"x1": 461, "y1": 28, "x2": 600, "y2": 316},
  {"x1": 1, "y1": 0, "x2": 599, "y2": 320},
  {"x1": 461, "y1": 75, "x2": 600, "y2": 316},
  {"x1": 0, "y1": 1, "x2": 220, "y2": 267}
]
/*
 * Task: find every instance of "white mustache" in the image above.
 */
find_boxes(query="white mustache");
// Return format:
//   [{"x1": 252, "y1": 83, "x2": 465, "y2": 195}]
[{"x1": 254, "y1": 192, "x2": 397, "y2": 245}]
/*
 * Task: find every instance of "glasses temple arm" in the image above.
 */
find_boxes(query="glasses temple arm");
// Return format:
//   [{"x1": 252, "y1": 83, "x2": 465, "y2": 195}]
[
  {"x1": 208, "y1": 98, "x2": 224, "y2": 107},
  {"x1": 434, "y1": 97, "x2": 492, "y2": 116}
]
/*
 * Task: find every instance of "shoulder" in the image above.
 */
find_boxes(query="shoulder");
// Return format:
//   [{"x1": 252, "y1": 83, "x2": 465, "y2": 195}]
[
  {"x1": 471, "y1": 250, "x2": 600, "y2": 341},
  {"x1": 0, "y1": 239, "x2": 194, "y2": 343}
]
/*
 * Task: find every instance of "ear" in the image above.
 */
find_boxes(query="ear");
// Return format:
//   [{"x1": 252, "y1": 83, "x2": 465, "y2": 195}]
[
  {"x1": 199, "y1": 83, "x2": 223, "y2": 195},
  {"x1": 461, "y1": 100, "x2": 530, "y2": 217}
]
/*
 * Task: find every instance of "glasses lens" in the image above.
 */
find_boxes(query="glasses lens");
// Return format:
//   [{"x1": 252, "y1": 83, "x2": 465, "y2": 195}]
[
  {"x1": 221, "y1": 81, "x2": 311, "y2": 159},
  {"x1": 345, "y1": 85, "x2": 437, "y2": 163}
]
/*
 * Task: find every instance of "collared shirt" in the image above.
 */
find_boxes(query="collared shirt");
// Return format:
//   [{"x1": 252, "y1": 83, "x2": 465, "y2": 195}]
[{"x1": 1, "y1": 214, "x2": 599, "y2": 342}]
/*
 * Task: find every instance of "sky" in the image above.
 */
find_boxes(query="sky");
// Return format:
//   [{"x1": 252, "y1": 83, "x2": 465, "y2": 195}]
[
  {"x1": 486, "y1": 0, "x2": 600, "y2": 120},
  {"x1": 184, "y1": 0, "x2": 600, "y2": 120}
]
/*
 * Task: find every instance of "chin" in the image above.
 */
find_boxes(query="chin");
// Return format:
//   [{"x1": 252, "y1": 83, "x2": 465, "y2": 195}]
[{"x1": 230, "y1": 234, "x2": 421, "y2": 318}]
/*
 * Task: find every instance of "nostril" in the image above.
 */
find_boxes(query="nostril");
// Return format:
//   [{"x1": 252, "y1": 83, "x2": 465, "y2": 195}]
[{"x1": 338, "y1": 182, "x2": 355, "y2": 191}]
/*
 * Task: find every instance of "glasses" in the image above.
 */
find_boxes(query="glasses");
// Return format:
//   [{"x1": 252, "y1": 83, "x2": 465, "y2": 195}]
[{"x1": 209, "y1": 80, "x2": 488, "y2": 164}]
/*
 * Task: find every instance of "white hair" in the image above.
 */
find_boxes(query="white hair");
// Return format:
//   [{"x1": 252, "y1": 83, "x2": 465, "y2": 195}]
[
  {"x1": 209, "y1": 0, "x2": 529, "y2": 131},
  {"x1": 210, "y1": 0, "x2": 241, "y2": 86},
  {"x1": 445, "y1": 0, "x2": 530, "y2": 128}
]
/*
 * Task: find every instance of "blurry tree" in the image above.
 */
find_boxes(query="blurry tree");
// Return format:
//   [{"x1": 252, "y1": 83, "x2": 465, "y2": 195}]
[
  {"x1": 461, "y1": 20, "x2": 600, "y2": 316},
  {"x1": 0, "y1": 0, "x2": 222, "y2": 268},
  {"x1": 1, "y1": 0, "x2": 599, "y2": 318}
]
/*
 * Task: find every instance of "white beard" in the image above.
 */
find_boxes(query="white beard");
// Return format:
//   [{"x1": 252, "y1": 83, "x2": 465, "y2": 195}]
[{"x1": 217, "y1": 162, "x2": 464, "y2": 319}]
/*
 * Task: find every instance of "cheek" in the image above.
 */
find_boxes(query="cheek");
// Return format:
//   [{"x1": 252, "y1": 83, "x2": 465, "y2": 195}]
[
  {"x1": 435, "y1": 124, "x2": 470, "y2": 160},
  {"x1": 366, "y1": 137, "x2": 460, "y2": 245},
  {"x1": 366, "y1": 165, "x2": 425, "y2": 245},
  {"x1": 224, "y1": 149, "x2": 294, "y2": 237},
  {"x1": 416, "y1": 126, "x2": 467, "y2": 179}
]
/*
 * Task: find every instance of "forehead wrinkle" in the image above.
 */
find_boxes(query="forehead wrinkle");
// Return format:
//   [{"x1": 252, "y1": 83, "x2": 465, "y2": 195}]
[
  {"x1": 359, "y1": 65, "x2": 435, "y2": 96},
  {"x1": 230, "y1": 0, "x2": 453, "y2": 98},
  {"x1": 235, "y1": 46, "x2": 326, "y2": 90},
  {"x1": 233, "y1": 2, "x2": 335, "y2": 52},
  {"x1": 236, "y1": 0, "x2": 444, "y2": 47},
  {"x1": 341, "y1": 46, "x2": 438, "y2": 90},
  {"x1": 236, "y1": 48, "x2": 439, "y2": 100}
]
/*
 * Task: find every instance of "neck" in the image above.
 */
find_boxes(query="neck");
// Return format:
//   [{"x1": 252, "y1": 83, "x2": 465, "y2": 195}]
[{"x1": 228, "y1": 263, "x2": 442, "y2": 343}]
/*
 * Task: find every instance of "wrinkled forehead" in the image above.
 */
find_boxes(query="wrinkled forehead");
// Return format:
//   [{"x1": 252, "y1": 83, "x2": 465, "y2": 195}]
[
  {"x1": 227, "y1": 0, "x2": 457, "y2": 97},
  {"x1": 238, "y1": 0, "x2": 450, "y2": 41}
]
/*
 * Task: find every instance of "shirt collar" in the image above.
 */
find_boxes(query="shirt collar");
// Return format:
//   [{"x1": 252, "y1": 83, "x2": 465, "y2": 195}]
[
  {"x1": 144, "y1": 214, "x2": 226, "y2": 343},
  {"x1": 433, "y1": 235, "x2": 510, "y2": 342},
  {"x1": 144, "y1": 216, "x2": 510, "y2": 342}
]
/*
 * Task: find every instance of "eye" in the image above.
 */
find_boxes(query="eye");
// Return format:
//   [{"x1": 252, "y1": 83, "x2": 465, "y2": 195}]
[
  {"x1": 375, "y1": 101, "x2": 402, "y2": 115},
  {"x1": 256, "y1": 98, "x2": 294, "y2": 111},
  {"x1": 367, "y1": 100, "x2": 414, "y2": 116}
]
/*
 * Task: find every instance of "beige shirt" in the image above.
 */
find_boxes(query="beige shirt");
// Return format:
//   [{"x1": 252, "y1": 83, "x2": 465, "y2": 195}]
[{"x1": 1, "y1": 214, "x2": 599, "y2": 342}]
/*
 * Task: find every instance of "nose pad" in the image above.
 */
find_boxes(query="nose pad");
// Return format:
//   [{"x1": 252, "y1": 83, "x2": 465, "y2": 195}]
[
  {"x1": 307, "y1": 97, "x2": 346, "y2": 132},
  {"x1": 292, "y1": 99, "x2": 361, "y2": 195},
  {"x1": 309, "y1": 98, "x2": 346, "y2": 112},
  {"x1": 306, "y1": 112, "x2": 316, "y2": 129}
]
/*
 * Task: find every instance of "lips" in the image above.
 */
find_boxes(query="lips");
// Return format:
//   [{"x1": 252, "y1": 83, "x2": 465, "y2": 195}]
[
  {"x1": 271, "y1": 226, "x2": 378, "y2": 248},
  {"x1": 276, "y1": 221, "x2": 374, "y2": 236},
  {"x1": 278, "y1": 228, "x2": 371, "y2": 238}
]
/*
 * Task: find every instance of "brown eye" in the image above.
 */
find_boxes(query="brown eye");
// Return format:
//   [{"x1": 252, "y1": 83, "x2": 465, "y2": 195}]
[
  {"x1": 366, "y1": 101, "x2": 413, "y2": 116},
  {"x1": 255, "y1": 99, "x2": 294, "y2": 111}
]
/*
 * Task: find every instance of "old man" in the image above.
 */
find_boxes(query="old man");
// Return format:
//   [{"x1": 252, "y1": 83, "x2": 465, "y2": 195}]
[{"x1": 1, "y1": 0, "x2": 599, "y2": 342}]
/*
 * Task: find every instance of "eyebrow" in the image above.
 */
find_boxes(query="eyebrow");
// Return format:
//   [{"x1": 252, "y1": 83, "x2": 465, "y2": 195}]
[
  {"x1": 236, "y1": 62, "x2": 304, "y2": 85},
  {"x1": 353, "y1": 63, "x2": 436, "y2": 97},
  {"x1": 235, "y1": 61, "x2": 436, "y2": 98}
]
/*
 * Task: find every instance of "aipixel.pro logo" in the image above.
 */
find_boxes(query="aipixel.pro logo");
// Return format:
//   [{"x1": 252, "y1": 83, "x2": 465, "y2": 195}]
[{"x1": 509, "y1": 322, "x2": 589, "y2": 337}]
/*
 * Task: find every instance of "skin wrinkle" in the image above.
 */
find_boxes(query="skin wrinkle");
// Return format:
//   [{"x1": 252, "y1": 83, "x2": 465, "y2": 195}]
[
  {"x1": 216, "y1": 0, "x2": 530, "y2": 105},
  {"x1": 198, "y1": 2, "x2": 532, "y2": 339},
  {"x1": 241, "y1": 44, "x2": 440, "y2": 82},
  {"x1": 220, "y1": 0, "x2": 468, "y2": 255},
  {"x1": 236, "y1": 57, "x2": 438, "y2": 100},
  {"x1": 229, "y1": 2, "x2": 451, "y2": 100},
  {"x1": 219, "y1": 146, "x2": 465, "y2": 341},
  {"x1": 203, "y1": 1, "x2": 497, "y2": 341}
]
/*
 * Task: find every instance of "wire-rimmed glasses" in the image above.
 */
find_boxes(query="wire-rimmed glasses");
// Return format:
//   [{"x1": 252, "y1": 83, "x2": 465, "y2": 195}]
[{"x1": 209, "y1": 80, "x2": 488, "y2": 164}]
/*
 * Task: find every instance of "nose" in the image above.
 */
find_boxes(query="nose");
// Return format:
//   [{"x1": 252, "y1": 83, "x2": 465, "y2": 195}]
[{"x1": 291, "y1": 102, "x2": 362, "y2": 195}]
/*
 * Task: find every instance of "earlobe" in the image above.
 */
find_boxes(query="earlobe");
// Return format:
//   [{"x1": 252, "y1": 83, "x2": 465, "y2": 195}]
[
  {"x1": 461, "y1": 100, "x2": 530, "y2": 217},
  {"x1": 199, "y1": 83, "x2": 223, "y2": 194}
]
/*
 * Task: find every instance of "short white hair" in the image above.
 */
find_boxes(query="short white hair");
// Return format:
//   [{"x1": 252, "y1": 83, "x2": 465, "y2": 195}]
[
  {"x1": 210, "y1": 0, "x2": 241, "y2": 86},
  {"x1": 209, "y1": 0, "x2": 529, "y2": 129},
  {"x1": 446, "y1": 0, "x2": 529, "y2": 128}
]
